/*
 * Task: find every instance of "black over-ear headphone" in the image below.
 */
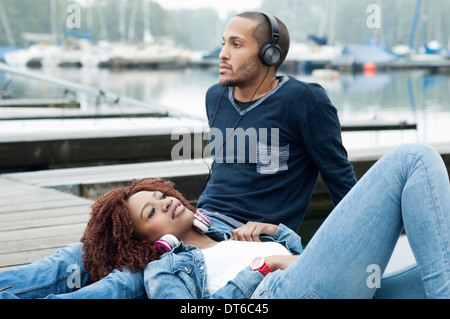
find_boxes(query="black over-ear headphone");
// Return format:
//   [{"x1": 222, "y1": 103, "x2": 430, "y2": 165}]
[{"x1": 258, "y1": 13, "x2": 282, "y2": 66}]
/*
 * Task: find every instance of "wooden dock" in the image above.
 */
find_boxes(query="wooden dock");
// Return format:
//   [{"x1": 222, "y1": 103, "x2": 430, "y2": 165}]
[
  {"x1": 0, "y1": 119, "x2": 415, "y2": 172},
  {"x1": 0, "y1": 177, "x2": 92, "y2": 271}
]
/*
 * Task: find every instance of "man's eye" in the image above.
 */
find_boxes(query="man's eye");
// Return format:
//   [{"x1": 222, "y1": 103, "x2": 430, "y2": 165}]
[{"x1": 160, "y1": 193, "x2": 166, "y2": 199}]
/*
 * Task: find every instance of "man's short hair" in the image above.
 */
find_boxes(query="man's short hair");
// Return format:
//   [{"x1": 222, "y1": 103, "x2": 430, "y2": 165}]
[{"x1": 236, "y1": 12, "x2": 290, "y2": 70}]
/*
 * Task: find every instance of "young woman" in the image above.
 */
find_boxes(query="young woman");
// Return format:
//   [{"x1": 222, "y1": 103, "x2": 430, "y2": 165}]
[
  {"x1": 1, "y1": 143, "x2": 449, "y2": 299},
  {"x1": 97, "y1": 143, "x2": 450, "y2": 299}
]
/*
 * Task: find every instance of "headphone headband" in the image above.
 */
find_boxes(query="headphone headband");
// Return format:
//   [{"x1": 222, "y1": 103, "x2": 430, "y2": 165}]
[{"x1": 263, "y1": 13, "x2": 279, "y2": 45}]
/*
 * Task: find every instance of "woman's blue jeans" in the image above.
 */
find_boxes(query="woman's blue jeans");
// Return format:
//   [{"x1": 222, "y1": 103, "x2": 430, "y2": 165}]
[
  {"x1": 0, "y1": 242, "x2": 146, "y2": 299},
  {"x1": 252, "y1": 143, "x2": 450, "y2": 299}
]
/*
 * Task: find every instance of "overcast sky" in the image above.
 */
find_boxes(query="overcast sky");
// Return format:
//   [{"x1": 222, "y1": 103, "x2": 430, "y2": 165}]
[{"x1": 152, "y1": 0, "x2": 262, "y2": 19}]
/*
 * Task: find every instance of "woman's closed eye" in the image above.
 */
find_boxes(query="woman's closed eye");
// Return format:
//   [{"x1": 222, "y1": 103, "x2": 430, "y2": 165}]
[{"x1": 147, "y1": 192, "x2": 167, "y2": 219}]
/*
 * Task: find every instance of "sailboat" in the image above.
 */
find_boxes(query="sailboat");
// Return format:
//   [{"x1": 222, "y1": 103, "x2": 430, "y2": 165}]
[
  {"x1": 97, "y1": 0, "x2": 182, "y2": 69},
  {"x1": 285, "y1": 0, "x2": 342, "y2": 71},
  {"x1": 98, "y1": 38, "x2": 182, "y2": 69},
  {"x1": 3, "y1": 0, "x2": 101, "y2": 68},
  {"x1": 406, "y1": 0, "x2": 447, "y2": 63}
]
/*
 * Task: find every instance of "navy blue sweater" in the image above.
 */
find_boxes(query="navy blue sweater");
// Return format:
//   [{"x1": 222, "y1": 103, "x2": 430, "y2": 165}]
[{"x1": 197, "y1": 75, "x2": 357, "y2": 231}]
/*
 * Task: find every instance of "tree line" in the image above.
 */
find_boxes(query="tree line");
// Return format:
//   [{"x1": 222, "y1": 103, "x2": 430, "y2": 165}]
[{"x1": 0, "y1": 0, "x2": 448, "y2": 52}]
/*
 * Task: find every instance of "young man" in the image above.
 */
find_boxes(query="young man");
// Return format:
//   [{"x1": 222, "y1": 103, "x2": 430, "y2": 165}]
[
  {"x1": 0, "y1": 12, "x2": 356, "y2": 299},
  {"x1": 197, "y1": 12, "x2": 357, "y2": 232}
]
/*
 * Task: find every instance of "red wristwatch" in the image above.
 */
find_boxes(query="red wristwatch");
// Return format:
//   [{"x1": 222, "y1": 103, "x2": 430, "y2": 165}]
[{"x1": 250, "y1": 257, "x2": 273, "y2": 276}]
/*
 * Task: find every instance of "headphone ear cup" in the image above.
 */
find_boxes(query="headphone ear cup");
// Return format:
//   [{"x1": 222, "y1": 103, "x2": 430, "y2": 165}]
[
  {"x1": 259, "y1": 43, "x2": 282, "y2": 66},
  {"x1": 155, "y1": 234, "x2": 179, "y2": 254},
  {"x1": 193, "y1": 211, "x2": 212, "y2": 232}
]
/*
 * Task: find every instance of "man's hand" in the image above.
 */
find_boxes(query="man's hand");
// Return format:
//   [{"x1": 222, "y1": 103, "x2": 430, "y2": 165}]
[{"x1": 231, "y1": 222, "x2": 278, "y2": 242}]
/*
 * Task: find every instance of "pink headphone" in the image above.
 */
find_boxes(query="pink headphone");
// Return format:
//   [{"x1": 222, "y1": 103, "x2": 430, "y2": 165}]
[{"x1": 155, "y1": 211, "x2": 212, "y2": 254}]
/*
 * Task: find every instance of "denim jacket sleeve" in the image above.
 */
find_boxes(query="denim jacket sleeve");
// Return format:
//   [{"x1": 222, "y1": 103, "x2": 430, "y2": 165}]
[
  {"x1": 143, "y1": 223, "x2": 303, "y2": 299},
  {"x1": 264, "y1": 223, "x2": 303, "y2": 255},
  {"x1": 144, "y1": 251, "x2": 199, "y2": 299},
  {"x1": 209, "y1": 267, "x2": 264, "y2": 299},
  {"x1": 143, "y1": 248, "x2": 264, "y2": 299}
]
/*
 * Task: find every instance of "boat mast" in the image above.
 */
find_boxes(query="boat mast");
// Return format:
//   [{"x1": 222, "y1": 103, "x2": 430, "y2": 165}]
[
  {"x1": 409, "y1": 0, "x2": 422, "y2": 52},
  {"x1": 0, "y1": 0, "x2": 16, "y2": 46},
  {"x1": 143, "y1": 0, "x2": 154, "y2": 43}
]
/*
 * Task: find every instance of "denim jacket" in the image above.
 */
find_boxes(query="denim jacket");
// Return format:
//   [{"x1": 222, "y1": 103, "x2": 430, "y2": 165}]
[{"x1": 143, "y1": 223, "x2": 303, "y2": 299}]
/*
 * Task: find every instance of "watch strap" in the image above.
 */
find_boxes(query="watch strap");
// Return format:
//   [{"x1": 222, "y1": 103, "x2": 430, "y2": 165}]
[
  {"x1": 257, "y1": 262, "x2": 272, "y2": 276},
  {"x1": 251, "y1": 257, "x2": 273, "y2": 276}
]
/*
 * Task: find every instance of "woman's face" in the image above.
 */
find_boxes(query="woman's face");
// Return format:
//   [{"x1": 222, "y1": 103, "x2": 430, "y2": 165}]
[{"x1": 127, "y1": 191, "x2": 194, "y2": 243}]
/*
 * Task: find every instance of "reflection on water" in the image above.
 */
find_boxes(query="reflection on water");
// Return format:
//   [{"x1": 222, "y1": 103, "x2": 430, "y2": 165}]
[
  {"x1": 296, "y1": 70, "x2": 450, "y2": 150},
  {"x1": 1, "y1": 66, "x2": 449, "y2": 151}
]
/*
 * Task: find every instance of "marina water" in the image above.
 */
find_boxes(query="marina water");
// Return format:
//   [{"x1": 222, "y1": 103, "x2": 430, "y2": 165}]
[{"x1": 1, "y1": 66, "x2": 450, "y2": 152}]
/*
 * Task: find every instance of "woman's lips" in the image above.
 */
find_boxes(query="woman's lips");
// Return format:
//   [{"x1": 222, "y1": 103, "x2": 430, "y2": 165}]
[{"x1": 172, "y1": 202, "x2": 185, "y2": 219}]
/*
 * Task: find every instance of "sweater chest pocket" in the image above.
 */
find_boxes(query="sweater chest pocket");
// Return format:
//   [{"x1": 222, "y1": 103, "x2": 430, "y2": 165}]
[{"x1": 256, "y1": 141, "x2": 290, "y2": 175}]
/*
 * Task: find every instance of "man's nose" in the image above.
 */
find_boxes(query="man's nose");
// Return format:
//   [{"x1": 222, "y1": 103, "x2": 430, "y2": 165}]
[{"x1": 219, "y1": 45, "x2": 229, "y2": 61}]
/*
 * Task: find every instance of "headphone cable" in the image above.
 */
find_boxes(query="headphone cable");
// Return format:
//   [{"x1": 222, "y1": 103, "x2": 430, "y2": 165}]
[{"x1": 200, "y1": 66, "x2": 272, "y2": 195}]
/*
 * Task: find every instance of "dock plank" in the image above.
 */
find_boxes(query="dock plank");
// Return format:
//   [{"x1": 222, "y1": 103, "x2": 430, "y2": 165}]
[
  {"x1": 0, "y1": 198, "x2": 90, "y2": 215},
  {"x1": 0, "y1": 205, "x2": 91, "y2": 223},
  {"x1": 0, "y1": 234, "x2": 82, "y2": 255},
  {"x1": 0, "y1": 248, "x2": 66, "y2": 270},
  {"x1": 0, "y1": 214, "x2": 89, "y2": 232},
  {"x1": 0, "y1": 223, "x2": 87, "y2": 243}
]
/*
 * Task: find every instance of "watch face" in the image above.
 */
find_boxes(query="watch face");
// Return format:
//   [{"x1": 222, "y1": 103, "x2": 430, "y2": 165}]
[{"x1": 251, "y1": 257, "x2": 264, "y2": 270}]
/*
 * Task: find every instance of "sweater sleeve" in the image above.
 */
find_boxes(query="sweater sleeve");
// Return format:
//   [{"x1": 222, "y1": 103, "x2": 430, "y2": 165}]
[{"x1": 301, "y1": 83, "x2": 357, "y2": 205}]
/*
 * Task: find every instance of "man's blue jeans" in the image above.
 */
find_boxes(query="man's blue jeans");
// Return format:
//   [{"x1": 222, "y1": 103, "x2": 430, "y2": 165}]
[{"x1": 252, "y1": 143, "x2": 450, "y2": 299}]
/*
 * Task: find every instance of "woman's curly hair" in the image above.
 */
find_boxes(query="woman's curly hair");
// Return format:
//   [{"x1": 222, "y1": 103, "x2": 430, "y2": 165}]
[{"x1": 80, "y1": 178, "x2": 197, "y2": 282}]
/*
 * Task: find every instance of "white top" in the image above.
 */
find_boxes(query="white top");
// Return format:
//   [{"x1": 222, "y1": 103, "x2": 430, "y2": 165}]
[{"x1": 201, "y1": 240, "x2": 291, "y2": 294}]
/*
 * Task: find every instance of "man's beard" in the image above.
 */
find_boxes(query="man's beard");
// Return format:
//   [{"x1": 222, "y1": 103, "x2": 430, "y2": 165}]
[{"x1": 219, "y1": 58, "x2": 260, "y2": 87}]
